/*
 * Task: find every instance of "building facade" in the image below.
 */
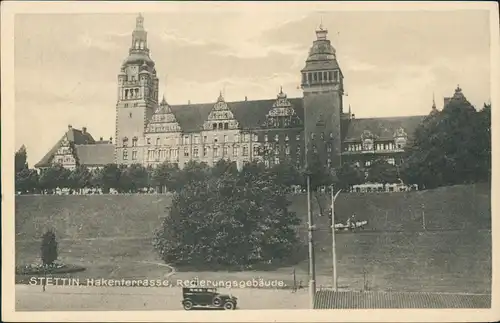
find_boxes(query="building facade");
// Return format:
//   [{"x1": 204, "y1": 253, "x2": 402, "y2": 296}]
[{"x1": 36, "y1": 14, "x2": 470, "y2": 175}]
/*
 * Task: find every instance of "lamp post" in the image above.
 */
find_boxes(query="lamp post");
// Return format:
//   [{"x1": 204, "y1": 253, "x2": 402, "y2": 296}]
[
  {"x1": 330, "y1": 187, "x2": 342, "y2": 291},
  {"x1": 305, "y1": 168, "x2": 316, "y2": 308},
  {"x1": 304, "y1": 132, "x2": 315, "y2": 308}
]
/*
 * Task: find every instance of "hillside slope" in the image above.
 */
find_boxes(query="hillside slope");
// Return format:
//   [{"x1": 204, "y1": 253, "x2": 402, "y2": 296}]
[{"x1": 15, "y1": 183, "x2": 490, "y2": 241}]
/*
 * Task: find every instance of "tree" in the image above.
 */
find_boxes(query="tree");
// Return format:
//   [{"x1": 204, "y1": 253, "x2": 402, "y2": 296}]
[
  {"x1": 38, "y1": 165, "x2": 71, "y2": 193},
  {"x1": 177, "y1": 161, "x2": 210, "y2": 188},
  {"x1": 97, "y1": 164, "x2": 121, "y2": 193},
  {"x1": 41, "y1": 230, "x2": 58, "y2": 266},
  {"x1": 119, "y1": 163, "x2": 149, "y2": 193},
  {"x1": 152, "y1": 162, "x2": 181, "y2": 193},
  {"x1": 366, "y1": 159, "x2": 399, "y2": 188},
  {"x1": 267, "y1": 160, "x2": 303, "y2": 190},
  {"x1": 402, "y1": 92, "x2": 491, "y2": 189},
  {"x1": 15, "y1": 168, "x2": 39, "y2": 193},
  {"x1": 337, "y1": 162, "x2": 365, "y2": 190},
  {"x1": 15, "y1": 145, "x2": 29, "y2": 173},
  {"x1": 68, "y1": 165, "x2": 92, "y2": 193},
  {"x1": 211, "y1": 159, "x2": 239, "y2": 178},
  {"x1": 153, "y1": 169, "x2": 301, "y2": 268}
]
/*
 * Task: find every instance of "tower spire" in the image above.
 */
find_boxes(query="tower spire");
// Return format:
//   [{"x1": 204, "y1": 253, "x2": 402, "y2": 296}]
[
  {"x1": 432, "y1": 92, "x2": 436, "y2": 109},
  {"x1": 136, "y1": 13, "x2": 144, "y2": 30}
]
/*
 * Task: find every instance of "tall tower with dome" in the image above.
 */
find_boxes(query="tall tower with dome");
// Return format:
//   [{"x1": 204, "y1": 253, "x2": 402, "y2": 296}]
[{"x1": 115, "y1": 14, "x2": 159, "y2": 165}]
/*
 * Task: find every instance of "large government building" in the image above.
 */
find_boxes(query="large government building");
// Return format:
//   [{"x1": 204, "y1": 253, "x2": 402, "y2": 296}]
[{"x1": 35, "y1": 14, "x2": 467, "y2": 172}]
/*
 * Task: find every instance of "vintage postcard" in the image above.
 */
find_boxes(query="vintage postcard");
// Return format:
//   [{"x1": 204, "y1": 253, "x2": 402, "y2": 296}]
[{"x1": 2, "y1": 1, "x2": 499, "y2": 322}]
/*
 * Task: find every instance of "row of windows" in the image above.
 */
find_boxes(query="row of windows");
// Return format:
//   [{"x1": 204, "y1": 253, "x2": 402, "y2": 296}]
[
  {"x1": 135, "y1": 133, "x2": 307, "y2": 147},
  {"x1": 302, "y1": 70, "x2": 340, "y2": 84},
  {"x1": 346, "y1": 141, "x2": 404, "y2": 152}
]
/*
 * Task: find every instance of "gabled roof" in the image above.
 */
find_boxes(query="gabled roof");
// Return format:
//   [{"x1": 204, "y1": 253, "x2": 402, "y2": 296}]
[
  {"x1": 75, "y1": 144, "x2": 115, "y2": 166},
  {"x1": 34, "y1": 127, "x2": 96, "y2": 168},
  {"x1": 169, "y1": 97, "x2": 304, "y2": 132},
  {"x1": 344, "y1": 116, "x2": 426, "y2": 141}
]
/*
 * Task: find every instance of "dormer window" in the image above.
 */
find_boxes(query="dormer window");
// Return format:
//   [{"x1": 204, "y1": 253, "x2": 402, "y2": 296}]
[
  {"x1": 132, "y1": 137, "x2": 138, "y2": 147},
  {"x1": 122, "y1": 137, "x2": 129, "y2": 148}
]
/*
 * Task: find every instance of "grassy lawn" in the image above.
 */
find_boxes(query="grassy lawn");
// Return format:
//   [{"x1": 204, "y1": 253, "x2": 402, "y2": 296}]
[{"x1": 15, "y1": 183, "x2": 491, "y2": 294}]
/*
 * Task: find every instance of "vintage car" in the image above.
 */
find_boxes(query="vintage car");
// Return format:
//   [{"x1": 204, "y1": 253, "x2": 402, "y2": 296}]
[{"x1": 181, "y1": 287, "x2": 237, "y2": 310}]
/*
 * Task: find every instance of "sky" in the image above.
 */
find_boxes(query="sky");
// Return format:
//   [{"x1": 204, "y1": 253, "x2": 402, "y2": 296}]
[{"x1": 13, "y1": 6, "x2": 492, "y2": 167}]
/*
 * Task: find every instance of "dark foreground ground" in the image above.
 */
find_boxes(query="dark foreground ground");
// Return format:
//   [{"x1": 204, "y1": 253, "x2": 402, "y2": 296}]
[{"x1": 16, "y1": 230, "x2": 491, "y2": 295}]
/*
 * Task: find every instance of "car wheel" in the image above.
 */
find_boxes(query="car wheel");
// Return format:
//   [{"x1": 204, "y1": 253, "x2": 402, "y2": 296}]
[
  {"x1": 224, "y1": 301, "x2": 235, "y2": 310},
  {"x1": 183, "y1": 300, "x2": 193, "y2": 310},
  {"x1": 213, "y1": 297, "x2": 222, "y2": 306}
]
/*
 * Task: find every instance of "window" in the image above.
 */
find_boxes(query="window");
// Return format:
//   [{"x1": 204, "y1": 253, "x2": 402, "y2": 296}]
[
  {"x1": 275, "y1": 134, "x2": 279, "y2": 142},
  {"x1": 214, "y1": 136, "x2": 218, "y2": 143},
  {"x1": 265, "y1": 160, "x2": 270, "y2": 168},
  {"x1": 320, "y1": 132, "x2": 324, "y2": 140},
  {"x1": 274, "y1": 157, "x2": 280, "y2": 165},
  {"x1": 365, "y1": 160, "x2": 371, "y2": 167},
  {"x1": 224, "y1": 123, "x2": 229, "y2": 130},
  {"x1": 224, "y1": 135, "x2": 229, "y2": 143},
  {"x1": 123, "y1": 150, "x2": 128, "y2": 160},
  {"x1": 193, "y1": 147, "x2": 199, "y2": 158},
  {"x1": 285, "y1": 135, "x2": 289, "y2": 141},
  {"x1": 264, "y1": 134, "x2": 268, "y2": 142},
  {"x1": 134, "y1": 103, "x2": 138, "y2": 107},
  {"x1": 213, "y1": 123, "x2": 217, "y2": 130},
  {"x1": 327, "y1": 159, "x2": 332, "y2": 168},
  {"x1": 387, "y1": 158, "x2": 395, "y2": 165},
  {"x1": 125, "y1": 103, "x2": 129, "y2": 108},
  {"x1": 275, "y1": 146, "x2": 280, "y2": 155},
  {"x1": 203, "y1": 147, "x2": 208, "y2": 157},
  {"x1": 223, "y1": 146, "x2": 228, "y2": 156},
  {"x1": 147, "y1": 138, "x2": 151, "y2": 145},
  {"x1": 214, "y1": 147, "x2": 219, "y2": 157},
  {"x1": 296, "y1": 134, "x2": 301, "y2": 141},
  {"x1": 183, "y1": 136, "x2": 189, "y2": 145},
  {"x1": 243, "y1": 146, "x2": 249, "y2": 156},
  {"x1": 184, "y1": 147, "x2": 189, "y2": 157},
  {"x1": 285, "y1": 144, "x2": 290, "y2": 155},
  {"x1": 129, "y1": 112, "x2": 132, "y2": 118},
  {"x1": 203, "y1": 136, "x2": 207, "y2": 143},
  {"x1": 253, "y1": 146, "x2": 259, "y2": 156},
  {"x1": 244, "y1": 134, "x2": 250, "y2": 142},
  {"x1": 132, "y1": 137, "x2": 138, "y2": 147},
  {"x1": 156, "y1": 138, "x2": 160, "y2": 146},
  {"x1": 235, "y1": 134, "x2": 240, "y2": 142},
  {"x1": 327, "y1": 143, "x2": 332, "y2": 153},
  {"x1": 328, "y1": 71, "x2": 333, "y2": 82},
  {"x1": 122, "y1": 137, "x2": 129, "y2": 148},
  {"x1": 311, "y1": 133, "x2": 315, "y2": 140},
  {"x1": 233, "y1": 147, "x2": 239, "y2": 157},
  {"x1": 312, "y1": 145, "x2": 317, "y2": 153},
  {"x1": 194, "y1": 135, "x2": 200, "y2": 144},
  {"x1": 132, "y1": 151, "x2": 137, "y2": 160},
  {"x1": 253, "y1": 134, "x2": 258, "y2": 142}
]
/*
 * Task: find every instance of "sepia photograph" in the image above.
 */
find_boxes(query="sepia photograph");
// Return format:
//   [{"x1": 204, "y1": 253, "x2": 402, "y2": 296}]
[{"x1": 2, "y1": 1, "x2": 499, "y2": 322}]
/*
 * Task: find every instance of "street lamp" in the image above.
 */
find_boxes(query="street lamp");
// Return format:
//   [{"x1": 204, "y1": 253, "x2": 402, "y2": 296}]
[{"x1": 330, "y1": 186, "x2": 342, "y2": 291}]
